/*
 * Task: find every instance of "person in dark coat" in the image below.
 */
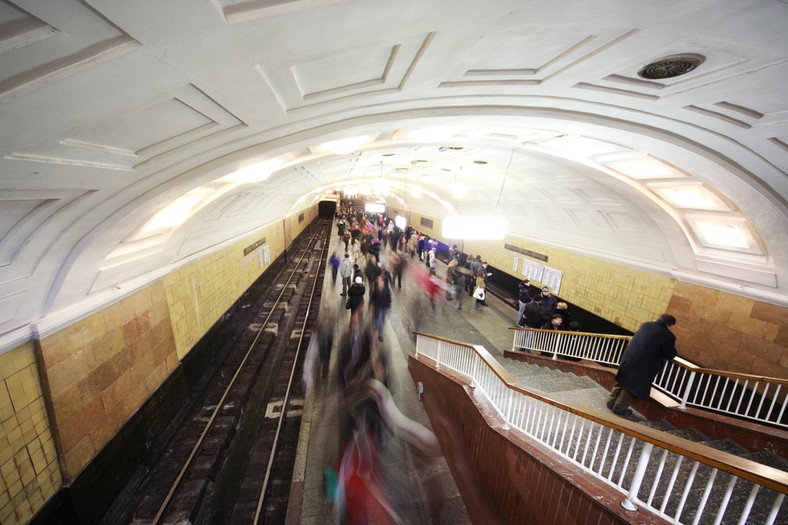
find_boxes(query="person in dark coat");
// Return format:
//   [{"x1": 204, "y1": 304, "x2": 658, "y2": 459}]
[
  {"x1": 347, "y1": 276, "x2": 366, "y2": 331},
  {"x1": 516, "y1": 279, "x2": 532, "y2": 326},
  {"x1": 520, "y1": 295, "x2": 543, "y2": 328},
  {"x1": 537, "y1": 286, "x2": 557, "y2": 324},
  {"x1": 607, "y1": 314, "x2": 678, "y2": 416}
]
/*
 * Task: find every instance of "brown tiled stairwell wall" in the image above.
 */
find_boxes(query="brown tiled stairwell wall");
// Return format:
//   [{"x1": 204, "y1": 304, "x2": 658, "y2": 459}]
[{"x1": 408, "y1": 357, "x2": 671, "y2": 525}]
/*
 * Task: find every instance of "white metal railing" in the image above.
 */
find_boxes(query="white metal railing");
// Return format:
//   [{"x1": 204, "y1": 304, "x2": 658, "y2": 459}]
[
  {"x1": 512, "y1": 328, "x2": 788, "y2": 430},
  {"x1": 512, "y1": 327, "x2": 630, "y2": 366},
  {"x1": 419, "y1": 333, "x2": 788, "y2": 525},
  {"x1": 654, "y1": 358, "x2": 788, "y2": 429}
]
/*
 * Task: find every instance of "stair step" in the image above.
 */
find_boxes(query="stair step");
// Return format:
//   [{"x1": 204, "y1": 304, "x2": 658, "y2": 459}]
[
  {"x1": 640, "y1": 419, "x2": 676, "y2": 433},
  {"x1": 699, "y1": 438, "x2": 748, "y2": 456},
  {"x1": 742, "y1": 450, "x2": 788, "y2": 472},
  {"x1": 499, "y1": 350, "x2": 787, "y2": 524},
  {"x1": 665, "y1": 427, "x2": 709, "y2": 442}
]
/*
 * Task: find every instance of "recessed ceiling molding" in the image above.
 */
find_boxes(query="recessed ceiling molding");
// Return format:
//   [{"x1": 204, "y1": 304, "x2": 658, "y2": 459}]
[
  {"x1": 684, "y1": 105, "x2": 752, "y2": 129},
  {"x1": 439, "y1": 79, "x2": 542, "y2": 88},
  {"x1": 258, "y1": 32, "x2": 434, "y2": 111},
  {"x1": 768, "y1": 137, "x2": 788, "y2": 153},
  {"x1": 464, "y1": 68, "x2": 538, "y2": 77},
  {"x1": 3, "y1": 152, "x2": 134, "y2": 171},
  {"x1": 714, "y1": 101, "x2": 764, "y2": 119},
  {"x1": 0, "y1": 36, "x2": 138, "y2": 102},
  {"x1": 573, "y1": 82, "x2": 660, "y2": 101},
  {"x1": 0, "y1": 19, "x2": 56, "y2": 55},
  {"x1": 603, "y1": 74, "x2": 665, "y2": 90},
  {"x1": 221, "y1": 0, "x2": 352, "y2": 24},
  {"x1": 60, "y1": 139, "x2": 138, "y2": 158}
]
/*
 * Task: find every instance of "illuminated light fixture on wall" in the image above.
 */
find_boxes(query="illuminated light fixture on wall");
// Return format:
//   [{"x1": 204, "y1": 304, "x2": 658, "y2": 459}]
[
  {"x1": 648, "y1": 182, "x2": 730, "y2": 211},
  {"x1": 686, "y1": 215, "x2": 761, "y2": 253},
  {"x1": 395, "y1": 215, "x2": 407, "y2": 229},
  {"x1": 138, "y1": 191, "x2": 207, "y2": 235},
  {"x1": 219, "y1": 158, "x2": 284, "y2": 183},
  {"x1": 601, "y1": 154, "x2": 686, "y2": 180},
  {"x1": 443, "y1": 216, "x2": 507, "y2": 240},
  {"x1": 320, "y1": 135, "x2": 371, "y2": 155},
  {"x1": 410, "y1": 185, "x2": 423, "y2": 197},
  {"x1": 539, "y1": 135, "x2": 623, "y2": 158}
]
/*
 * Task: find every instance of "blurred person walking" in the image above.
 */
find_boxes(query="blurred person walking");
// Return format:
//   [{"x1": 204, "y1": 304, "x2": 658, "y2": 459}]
[{"x1": 340, "y1": 253, "x2": 354, "y2": 296}]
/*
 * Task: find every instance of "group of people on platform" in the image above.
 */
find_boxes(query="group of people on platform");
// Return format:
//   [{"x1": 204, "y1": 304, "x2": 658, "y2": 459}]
[
  {"x1": 306, "y1": 206, "x2": 447, "y2": 524},
  {"x1": 514, "y1": 278, "x2": 578, "y2": 332},
  {"x1": 328, "y1": 207, "x2": 680, "y2": 428}
]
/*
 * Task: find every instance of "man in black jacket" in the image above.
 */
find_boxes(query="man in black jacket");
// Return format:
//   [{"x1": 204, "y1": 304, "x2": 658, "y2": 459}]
[
  {"x1": 516, "y1": 279, "x2": 531, "y2": 326},
  {"x1": 607, "y1": 314, "x2": 678, "y2": 416},
  {"x1": 520, "y1": 295, "x2": 543, "y2": 328}
]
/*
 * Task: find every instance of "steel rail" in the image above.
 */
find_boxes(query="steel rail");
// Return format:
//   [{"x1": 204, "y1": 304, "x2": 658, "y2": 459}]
[
  {"x1": 253, "y1": 224, "x2": 330, "y2": 524},
  {"x1": 151, "y1": 222, "x2": 328, "y2": 525}
]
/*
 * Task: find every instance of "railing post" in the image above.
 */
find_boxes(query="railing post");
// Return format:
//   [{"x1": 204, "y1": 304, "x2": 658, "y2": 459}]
[
  {"x1": 502, "y1": 391, "x2": 513, "y2": 431},
  {"x1": 678, "y1": 369, "x2": 696, "y2": 411},
  {"x1": 622, "y1": 442, "x2": 653, "y2": 511},
  {"x1": 435, "y1": 341, "x2": 441, "y2": 369},
  {"x1": 552, "y1": 333, "x2": 561, "y2": 360},
  {"x1": 470, "y1": 356, "x2": 478, "y2": 389}
]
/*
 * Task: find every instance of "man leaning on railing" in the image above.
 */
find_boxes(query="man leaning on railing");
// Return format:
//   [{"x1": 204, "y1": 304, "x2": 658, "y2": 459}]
[{"x1": 607, "y1": 314, "x2": 678, "y2": 416}]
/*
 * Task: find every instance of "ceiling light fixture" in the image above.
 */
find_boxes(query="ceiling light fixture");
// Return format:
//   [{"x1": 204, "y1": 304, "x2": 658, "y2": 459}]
[
  {"x1": 320, "y1": 135, "x2": 371, "y2": 155},
  {"x1": 649, "y1": 182, "x2": 730, "y2": 210},
  {"x1": 219, "y1": 158, "x2": 284, "y2": 183},
  {"x1": 601, "y1": 154, "x2": 686, "y2": 180}
]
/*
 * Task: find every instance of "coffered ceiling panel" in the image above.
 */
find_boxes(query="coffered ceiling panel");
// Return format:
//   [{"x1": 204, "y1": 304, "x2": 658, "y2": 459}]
[
  {"x1": 258, "y1": 31, "x2": 434, "y2": 110},
  {"x1": 0, "y1": 0, "x2": 136, "y2": 101},
  {"x1": 6, "y1": 84, "x2": 245, "y2": 170}
]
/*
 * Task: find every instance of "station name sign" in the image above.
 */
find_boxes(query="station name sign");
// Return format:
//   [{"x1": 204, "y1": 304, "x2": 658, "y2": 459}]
[
  {"x1": 244, "y1": 237, "x2": 267, "y2": 256},
  {"x1": 505, "y1": 243, "x2": 548, "y2": 262}
]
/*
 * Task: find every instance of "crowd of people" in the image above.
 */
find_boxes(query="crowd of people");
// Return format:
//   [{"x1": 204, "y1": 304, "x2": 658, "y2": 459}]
[{"x1": 304, "y1": 205, "x2": 680, "y2": 521}]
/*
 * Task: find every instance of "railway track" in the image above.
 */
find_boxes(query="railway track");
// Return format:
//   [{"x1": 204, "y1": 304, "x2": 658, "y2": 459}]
[{"x1": 104, "y1": 220, "x2": 330, "y2": 524}]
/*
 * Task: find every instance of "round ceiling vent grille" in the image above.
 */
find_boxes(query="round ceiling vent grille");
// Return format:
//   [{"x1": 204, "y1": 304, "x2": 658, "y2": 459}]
[{"x1": 638, "y1": 54, "x2": 705, "y2": 79}]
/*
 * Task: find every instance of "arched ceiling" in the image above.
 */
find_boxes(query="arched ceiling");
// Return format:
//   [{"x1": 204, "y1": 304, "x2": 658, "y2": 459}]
[{"x1": 1, "y1": 0, "x2": 787, "y2": 346}]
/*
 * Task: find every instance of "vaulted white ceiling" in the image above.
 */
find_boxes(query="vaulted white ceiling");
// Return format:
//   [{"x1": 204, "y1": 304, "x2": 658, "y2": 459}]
[{"x1": 1, "y1": 0, "x2": 787, "y2": 347}]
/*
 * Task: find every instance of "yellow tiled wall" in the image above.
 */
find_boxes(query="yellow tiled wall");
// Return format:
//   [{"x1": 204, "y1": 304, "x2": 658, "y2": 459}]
[
  {"x1": 38, "y1": 282, "x2": 179, "y2": 480},
  {"x1": 409, "y1": 212, "x2": 442, "y2": 240},
  {"x1": 464, "y1": 235, "x2": 676, "y2": 330},
  {"x1": 456, "y1": 232, "x2": 788, "y2": 379},
  {"x1": 164, "y1": 221, "x2": 286, "y2": 359},
  {"x1": 0, "y1": 343, "x2": 61, "y2": 525},
  {"x1": 0, "y1": 206, "x2": 317, "y2": 522}
]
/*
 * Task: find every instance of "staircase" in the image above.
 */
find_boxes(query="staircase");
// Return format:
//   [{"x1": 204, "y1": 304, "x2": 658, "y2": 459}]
[{"x1": 501, "y1": 357, "x2": 788, "y2": 524}]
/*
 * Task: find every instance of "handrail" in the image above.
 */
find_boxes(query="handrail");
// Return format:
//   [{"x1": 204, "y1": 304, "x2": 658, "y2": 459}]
[
  {"x1": 416, "y1": 332, "x2": 788, "y2": 524},
  {"x1": 511, "y1": 327, "x2": 788, "y2": 429}
]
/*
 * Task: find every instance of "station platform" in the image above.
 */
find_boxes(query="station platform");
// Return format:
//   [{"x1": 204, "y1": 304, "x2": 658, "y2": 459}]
[{"x1": 288, "y1": 232, "x2": 614, "y2": 524}]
